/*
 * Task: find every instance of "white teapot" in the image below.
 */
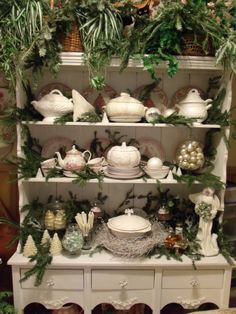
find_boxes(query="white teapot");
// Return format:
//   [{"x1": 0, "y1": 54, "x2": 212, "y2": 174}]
[
  {"x1": 107, "y1": 142, "x2": 141, "y2": 168},
  {"x1": 31, "y1": 89, "x2": 73, "y2": 122},
  {"x1": 55, "y1": 145, "x2": 91, "y2": 171},
  {"x1": 176, "y1": 89, "x2": 212, "y2": 123}
]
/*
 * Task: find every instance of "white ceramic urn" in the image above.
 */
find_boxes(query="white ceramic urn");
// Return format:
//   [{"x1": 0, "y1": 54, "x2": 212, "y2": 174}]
[
  {"x1": 176, "y1": 89, "x2": 212, "y2": 123},
  {"x1": 107, "y1": 142, "x2": 141, "y2": 168},
  {"x1": 104, "y1": 92, "x2": 147, "y2": 122},
  {"x1": 31, "y1": 89, "x2": 73, "y2": 122}
]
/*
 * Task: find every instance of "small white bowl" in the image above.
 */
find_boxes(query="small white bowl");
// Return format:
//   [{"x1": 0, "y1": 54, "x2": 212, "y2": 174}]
[{"x1": 144, "y1": 166, "x2": 169, "y2": 179}]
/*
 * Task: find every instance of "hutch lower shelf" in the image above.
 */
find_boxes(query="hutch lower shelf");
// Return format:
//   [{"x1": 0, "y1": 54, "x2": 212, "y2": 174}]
[{"x1": 8, "y1": 252, "x2": 232, "y2": 314}]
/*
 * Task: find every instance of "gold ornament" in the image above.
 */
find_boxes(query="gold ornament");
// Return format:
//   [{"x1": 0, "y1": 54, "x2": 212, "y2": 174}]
[{"x1": 176, "y1": 139, "x2": 205, "y2": 170}]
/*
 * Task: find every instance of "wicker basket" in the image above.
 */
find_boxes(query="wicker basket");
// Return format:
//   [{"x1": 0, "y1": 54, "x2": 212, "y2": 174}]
[
  {"x1": 61, "y1": 24, "x2": 83, "y2": 52},
  {"x1": 181, "y1": 33, "x2": 214, "y2": 57}
]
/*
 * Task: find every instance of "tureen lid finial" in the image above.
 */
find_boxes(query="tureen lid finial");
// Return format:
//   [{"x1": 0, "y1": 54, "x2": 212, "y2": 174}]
[{"x1": 125, "y1": 208, "x2": 134, "y2": 216}]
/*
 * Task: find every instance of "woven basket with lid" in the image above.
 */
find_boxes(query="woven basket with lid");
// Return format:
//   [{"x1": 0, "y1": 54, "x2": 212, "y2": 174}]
[
  {"x1": 61, "y1": 24, "x2": 83, "y2": 52},
  {"x1": 50, "y1": 0, "x2": 83, "y2": 52},
  {"x1": 181, "y1": 33, "x2": 214, "y2": 56}
]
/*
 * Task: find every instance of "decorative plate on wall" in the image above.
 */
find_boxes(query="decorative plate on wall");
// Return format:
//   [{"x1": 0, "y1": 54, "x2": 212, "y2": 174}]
[
  {"x1": 41, "y1": 136, "x2": 73, "y2": 159},
  {"x1": 132, "y1": 85, "x2": 168, "y2": 113},
  {"x1": 136, "y1": 137, "x2": 165, "y2": 161},
  {"x1": 82, "y1": 85, "x2": 117, "y2": 111},
  {"x1": 36, "y1": 82, "x2": 72, "y2": 100}
]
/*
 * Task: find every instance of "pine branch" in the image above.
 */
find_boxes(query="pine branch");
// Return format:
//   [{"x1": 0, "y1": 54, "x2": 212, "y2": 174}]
[
  {"x1": 150, "y1": 113, "x2": 196, "y2": 126},
  {"x1": 173, "y1": 172, "x2": 225, "y2": 190},
  {"x1": 19, "y1": 245, "x2": 53, "y2": 287},
  {"x1": 72, "y1": 166, "x2": 104, "y2": 187}
]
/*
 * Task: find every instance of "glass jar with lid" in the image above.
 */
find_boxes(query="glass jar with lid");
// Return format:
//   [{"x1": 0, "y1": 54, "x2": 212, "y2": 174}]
[{"x1": 44, "y1": 200, "x2": 67, "y2": 231}]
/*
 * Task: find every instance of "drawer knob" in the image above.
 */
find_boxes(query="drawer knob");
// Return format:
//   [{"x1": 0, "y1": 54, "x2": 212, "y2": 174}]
[
  {"x1": 119, "y1": 279, "x2": 128, "y2": 288},
  {"x1": 46, "y1": 278, "x2": 55, "y2": 288},
  {"x1": 190, "y1": 278, "x2": 199, "y2": 288}
]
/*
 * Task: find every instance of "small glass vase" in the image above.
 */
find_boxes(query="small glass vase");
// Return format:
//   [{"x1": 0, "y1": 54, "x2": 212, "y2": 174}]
[
  {"x1": 82, "y1": 232, "x2": 92, "y2": 250},
  {"x1": 62, "y1": 224, "x2": 84, "y2": 255}
]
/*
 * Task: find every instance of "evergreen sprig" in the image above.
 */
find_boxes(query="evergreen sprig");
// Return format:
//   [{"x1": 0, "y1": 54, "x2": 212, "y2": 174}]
[
  {"x1": 19, "y1": 244, "x2": 53, "y2": 287},
  {"x1": 0, "y1": 291, "x2": 16, "y2": 314},
  {"x1": 173, "y1": 172, "x2": 225, "y2": 190},
  {"x1": 54, "y1": 112, "x2": 73, "y2": 124},
  {"x1": 150, "y1": 112, "x2": 196, "y2": 126},
  {"x1": 72, "y1": 165, "x2": 104, "y2": 187},
  {"x1": 77, "y1": 111, "x2": 102, "y2": 123},
  {"x1": 45, "y1": 167, "x2": 64, "y2": 181},
  {"x1": 217, "y1": 225, "x2": 235, "y2": 265}
]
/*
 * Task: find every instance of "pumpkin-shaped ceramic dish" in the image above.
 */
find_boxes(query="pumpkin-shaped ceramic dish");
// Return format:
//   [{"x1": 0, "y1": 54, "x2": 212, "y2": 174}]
[{"x1": 107, "y1": 142, "x2": 141, "y2": 168}]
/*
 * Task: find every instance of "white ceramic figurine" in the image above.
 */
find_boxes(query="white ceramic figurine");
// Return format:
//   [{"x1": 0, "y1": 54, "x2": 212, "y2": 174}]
[{"x1": 189, "y1": 187, "x2": 222, "y2": 257}]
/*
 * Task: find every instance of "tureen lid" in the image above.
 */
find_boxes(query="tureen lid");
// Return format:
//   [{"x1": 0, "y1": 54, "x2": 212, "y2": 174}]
[
  {"x1": 108, "y1": 209, "x2": 150, "y2": 231},
  {"x1": 180, "y1": 89, "x2": 205, "y2": 103},
  {"x1": 108, "y1": 92, "x2": 142, "y2": 105},
  {"x1": 109, "y1": 142, "x2": 139, "y2": 153}
]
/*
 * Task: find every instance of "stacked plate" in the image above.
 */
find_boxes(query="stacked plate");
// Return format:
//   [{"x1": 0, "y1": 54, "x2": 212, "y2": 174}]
[{"x1": 104, "y1": 165, "x2": 143, "y2": 179}]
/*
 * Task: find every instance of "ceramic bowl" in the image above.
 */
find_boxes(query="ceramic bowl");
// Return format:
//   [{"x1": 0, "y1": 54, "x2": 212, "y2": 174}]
[
  {"x1": 144, "y1": 166, "x2": 169, "y2": 179},
  {"x1": 107, "y1": 209, "x2": 151, "y2": 239}
]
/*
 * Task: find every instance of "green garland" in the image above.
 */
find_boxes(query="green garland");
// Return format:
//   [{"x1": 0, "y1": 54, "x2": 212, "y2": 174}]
[
  {"x1": 19, "y1": 244, "x2": 53, "y2": 287},
  {"x1": 0, "y1": 291, "x2": 17, "y2": 314},
  {"x1": 150, "y1": 112, "x2": 196, "y2": 126},
  {"x1": 173, "y1": 172, "x2": 225, "y2": 190},
  {"x1": 54, "y1": 111, "x2": 103, "y2": 124},
  {"x1": 72, "y1": 165, "x2": 104, "y2": 188}
]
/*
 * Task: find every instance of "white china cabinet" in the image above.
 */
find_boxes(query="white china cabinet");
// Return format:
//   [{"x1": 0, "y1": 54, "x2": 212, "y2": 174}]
[{"x1": 8, "y1": 53, "x2": 234, "y2": 314}]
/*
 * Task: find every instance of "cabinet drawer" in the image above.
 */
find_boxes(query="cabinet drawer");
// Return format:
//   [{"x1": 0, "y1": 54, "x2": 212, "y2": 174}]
[
  {"x1": 162, "y1": 270, "x2": 223, "y2": 289},
  {"x1": 92, "y1": 269, "x2": 154, "y2": 290},
  {"x1": 20, "y1": 268, "x2": 84, "y2": 290}
]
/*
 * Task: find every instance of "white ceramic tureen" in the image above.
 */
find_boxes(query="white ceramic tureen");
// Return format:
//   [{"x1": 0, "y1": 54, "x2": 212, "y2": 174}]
[
  {"x1": 31, "y1": 89, "x2": 73, "y2": 122},
  {"x1": 104, "y1": 92, "x2": 147, "y2": 122},
  {"x1": 55, "y1": 145, "x2": 91, "y2": 171},
  {"x1": 176, "y1": 88, "x2": 212, "y2": 123},
  {"x1": 107, "y1": 209, "x2": 151, "y2": 239},
  {"x1": 107, "y1": 142, "x2": 141, "y2": 168}
]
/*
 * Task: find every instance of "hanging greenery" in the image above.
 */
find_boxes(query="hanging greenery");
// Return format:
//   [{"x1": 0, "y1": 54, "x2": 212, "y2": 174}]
[
  {"x1": 19, "y1": 244, "x2": 53, "y2": 287},
  {"x1": 150, "y1": 112, "x2": 197, "y2": 126},
  {"x1": 72, "y1": 165, "x2": 104, "y2": 187},
  {"x1": 173, "y1": 172, "x2": 225, "y2": 190}
]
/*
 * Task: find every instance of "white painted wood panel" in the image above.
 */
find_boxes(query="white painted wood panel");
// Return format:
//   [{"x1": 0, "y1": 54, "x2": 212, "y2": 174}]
[
  {"x1": 20, "y1": 268, "x2": 84, "y2": 290},
  {"x1": 162, "y1": 270, "x2": 224, "y2": 289},
  {"x1": 92, "y1": 269, "x2": 155, "y2": 290}
]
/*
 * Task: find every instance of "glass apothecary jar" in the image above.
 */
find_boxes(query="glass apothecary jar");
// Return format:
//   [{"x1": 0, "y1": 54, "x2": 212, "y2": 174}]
[
  {"x1": 62, "y1": 224, "x2": 84, "y2": 255},
  {"x1": 44, "y1": 200, "x2": 67, "y2": 231}
]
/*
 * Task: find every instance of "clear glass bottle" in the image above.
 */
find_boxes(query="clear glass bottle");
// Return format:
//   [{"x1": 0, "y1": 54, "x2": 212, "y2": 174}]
[{"x1": 62, "y1": 224, "x2": 84, "y2": 255}]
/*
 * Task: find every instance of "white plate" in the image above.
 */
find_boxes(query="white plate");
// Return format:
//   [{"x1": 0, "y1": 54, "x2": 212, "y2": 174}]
[
  {"x1": 136, "y1": 137, "x2": 165, "y2": 160},
  {"x1": 41, "y1": 136, "x2": 73, "y2": 158},
  {"x1": 82, "y1": 85, "x2": 117, "y2": 111},
  {"x1": 132, "y1": 85, "x2": 168, "y2": 113},
  {"x1": 104, "y1": 169, "x2": 143, "y2": 179},
  {"x1": 63, "y1": 171, "x2": 78, "y2": 178}
]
